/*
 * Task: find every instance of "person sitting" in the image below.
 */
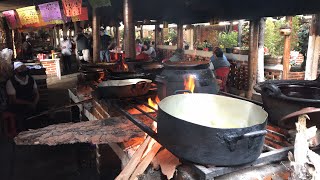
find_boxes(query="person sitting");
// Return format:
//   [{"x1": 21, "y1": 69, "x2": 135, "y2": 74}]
[
  {"x1": 142, "y1": 41, "x2": 156, "y2": 59},
  {"x1": 210, "y1": 47, "x2": 228, "y2": 63},
  {"x1": 169, "y1": 48, "x2": 184, "y2": 62},
  {"x1": 6, "y1": 62, "x2": 39, "y2": 131},
  {"x1": 211, "y1": 47, "x2": 230, "y2": 70},
  {"x1": 211, "y1": 48, "x2": 230, "y2": 92},
  {"x1": 135, "y1": 39, "x2": 142, "y2": 55}
]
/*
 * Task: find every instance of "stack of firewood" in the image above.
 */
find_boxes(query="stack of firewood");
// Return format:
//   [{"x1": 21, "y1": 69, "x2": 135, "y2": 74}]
[{"x1": 289, "y1": 114, "x2": 320, "y2": 180}]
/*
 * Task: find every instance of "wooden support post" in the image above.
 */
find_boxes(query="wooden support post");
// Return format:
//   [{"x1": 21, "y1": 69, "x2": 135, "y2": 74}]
[
  {"x1": 115, "y1": 26, "x2": 120, "y2": 47},
  {"x1": 123, "y1": 0, "x2": 136, "y2": 59},
  {"x1": 154, "y1": 24, "x2": 160, "y2": 49},
  {"x1": 62, "y1": 23, "x2": 67, "y2": 37},
  {"x1": 238, "y1": 20, "x2": 243, "y2": 47},
  {"x1": 305, "y1": 14, "x2": 320, "y2": 80},
  {"x1": 177, "y1": 23, "x2": 184, "y2": 49},
  {"x1": 245, "y1": 19, "x2": 259, "y2": 99},
  {"x1": 73, "y1": 22, "x2": 78, "y2": 37},
  {"x1": 3, "y1": 20, "x2": 13, "y2": 50},
  {"x1": 92, "y1": 8, "x2": 100, "y2": 63},
  {"x1": 282, "y1": 16, "x2": 292, "y2": 80},
  {"x1": 140, "y1": 25, "x2": 143, "y2": 39},
  {"x1": 257, "y1": 18, "x2": 266, "y2": 83},
  {"x1": 80, "y1": 21, "x2": 85, "y2": 29}
]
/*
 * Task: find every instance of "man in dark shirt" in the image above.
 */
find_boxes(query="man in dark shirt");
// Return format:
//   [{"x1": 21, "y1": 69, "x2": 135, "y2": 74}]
[
  {"x1": 100, "y1": 28, "x2": 112, "y2": 62},
  {"x1": 22, "y1": 35, "x2": 33, "y2": 60},
  {"x1": 75, "y1": 28, "x2": 90, "y2": 62}
]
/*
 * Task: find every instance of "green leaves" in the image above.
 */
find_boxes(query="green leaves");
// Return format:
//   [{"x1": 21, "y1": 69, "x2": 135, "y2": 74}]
[{"x1": 218, "y1": 31, "x2": 238, "y2": 49}]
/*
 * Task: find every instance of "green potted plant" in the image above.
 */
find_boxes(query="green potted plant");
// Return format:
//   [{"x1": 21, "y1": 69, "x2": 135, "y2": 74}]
[
  {"x1": 240, "y1": 47, "x2": 249, "y2": 55},
  {"x1": 218, "y1": 31, "x2": 238, "y2": 53}
]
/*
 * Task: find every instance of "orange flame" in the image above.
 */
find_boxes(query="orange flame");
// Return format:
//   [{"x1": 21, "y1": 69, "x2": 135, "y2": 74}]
[
  {"x1": 184, "y1": 75, "x2": 196, "y2": 93},
  {"x1": 127, "y1": 96, "x2": 160, "y2": 114}
]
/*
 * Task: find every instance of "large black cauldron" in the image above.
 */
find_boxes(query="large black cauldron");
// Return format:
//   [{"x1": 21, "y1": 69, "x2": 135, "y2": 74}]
[
  {"x1": 155, "y1": 61, "x2": 219, "y2": 99},
  {"x1": 255, "y1": 78, "x2": 320, "y2": 126}
]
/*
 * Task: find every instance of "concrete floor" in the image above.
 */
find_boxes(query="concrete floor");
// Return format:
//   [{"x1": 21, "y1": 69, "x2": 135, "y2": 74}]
[{"x1": 0, "y1": 74, "x2": 104, "y2": 180}]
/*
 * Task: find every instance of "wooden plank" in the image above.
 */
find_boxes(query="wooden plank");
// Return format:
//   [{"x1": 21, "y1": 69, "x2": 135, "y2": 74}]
[
  {"x1": 115, "y1": 136, "x2": 152, "y2": 180},
  {"x1": 152, "y1": 149, "x2": 181, "y2": 179},
  {"x1": 14, "y1": 116, "x2": 153, "y2": 146},
  {"x1": 129, "y1": 142, "x2": 162, "y2": 180},
  {"x1": 192, "y1": 146, "x2": 293, "y2": 180}
]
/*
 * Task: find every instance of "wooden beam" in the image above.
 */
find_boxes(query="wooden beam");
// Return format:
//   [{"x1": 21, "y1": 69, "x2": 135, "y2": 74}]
[
  {"x1": 257, "y1": 18, "x2": 266, "y2": 83},
  {"x1": 3, "y1": 19, "x2": 13, "y2": 50},
  {"x1": 177, "y1": 23, "x2": 184, "y2": 49},
  {"x1": 123, "y1": 0, "x2": 136, "y2": 59},
  {"x1": 73, "y1": 22, "x2": 78, "y2": 37},
  {"x1": 305, "y1": 14, "x2": 320, "y2": 80},
  {"x1": 245, "y1": 19, "x2": 259, "y2": 99},
  {"x1": 14, "y1": 116, "x2": 153, "y2": 146},
  {"x1": 282, "y1": 16, "x2": 292, "y2": 80},
  {"x1": 92, "y1": 8, "x2": 100, "y2": 63}
]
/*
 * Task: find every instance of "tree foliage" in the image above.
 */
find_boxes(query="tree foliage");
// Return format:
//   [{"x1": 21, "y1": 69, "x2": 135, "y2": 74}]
[{"x1": 218, "y1": 31, "x2": 238, "y2": 49}]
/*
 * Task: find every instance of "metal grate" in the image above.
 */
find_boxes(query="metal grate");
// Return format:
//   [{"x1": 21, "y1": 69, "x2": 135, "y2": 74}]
[{"x1": 109, "y1": 97, "x2": 295, "y2": 180}]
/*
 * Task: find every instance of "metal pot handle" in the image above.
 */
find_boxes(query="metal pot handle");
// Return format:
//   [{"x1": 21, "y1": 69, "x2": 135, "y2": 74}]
[
  {"x1": 223, "y1": 130, "x2": 267, "y2": 152},
  {"x1": 262, "y1": 83, "x2": 281, "y2": 96},
  {"x1": 174, "y1": 90, "x2": 192, "y2": 94},
  {"x1": 135, "y1": 81, "x2": 149, "y2": 90}
]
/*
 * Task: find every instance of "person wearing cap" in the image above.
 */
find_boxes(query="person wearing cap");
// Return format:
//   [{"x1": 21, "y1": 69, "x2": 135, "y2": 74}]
[
  {"x1": 22, "y1": 35, "x2": 33, "y2": 60},
  {"x1": 60, "y1": 36, "x2": 73, "y2": 74},
  {"x1": 6, "y1": 62, "x2": 39, "y2": 130},
  {"x1": 100, "y1": 27, "x2": 112, "y2": 62}
]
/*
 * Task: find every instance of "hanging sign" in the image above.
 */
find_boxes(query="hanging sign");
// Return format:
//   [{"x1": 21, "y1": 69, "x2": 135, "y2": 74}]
[
  {"x1": 62, "y1": 0, "x2": 82, "y2": 17},
  {"x1": 71, "y1": 7, "x2": 88, "y2": 22},
  {"x1": 38, "y1": 1, "x2": 62, "y2": 22},
  {"x1": 88, "y1": 0, "x2": 111, "y2": 8},
  {"x1": 16, "y1": 6, "x2": 39, "y2": 25},
  {"x1": 2, "y1": 10, "x2": 18, "y2": 29}
]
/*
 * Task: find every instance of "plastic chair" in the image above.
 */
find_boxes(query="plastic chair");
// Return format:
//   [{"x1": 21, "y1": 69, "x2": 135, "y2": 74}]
[{"x1": 215, "y1": 67, "x2": 230, "y2": 92}]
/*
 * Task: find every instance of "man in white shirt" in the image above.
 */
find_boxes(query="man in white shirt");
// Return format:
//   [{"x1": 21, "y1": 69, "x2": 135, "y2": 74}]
[{"x1": 60, "y1": 36, "x2": 72, "y2": 73}]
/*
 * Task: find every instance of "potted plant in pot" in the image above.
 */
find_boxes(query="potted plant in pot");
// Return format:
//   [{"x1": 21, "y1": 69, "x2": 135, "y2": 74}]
[
  {"x1": 240, "y1": 47, "x2": 249, "y2": 55},
  {"x1": 203, "y1": 41, "x2": 213, "y2": 51},
  {"x1": 218, "y1": 31, "x2": 238, "y2": 54}
]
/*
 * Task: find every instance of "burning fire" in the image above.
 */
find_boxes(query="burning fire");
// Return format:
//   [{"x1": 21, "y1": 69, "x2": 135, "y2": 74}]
[
  {"x1": 127, "y1": 96, "x2": 160, "y2": 114},
  {"x1": 148, "y1": 96, "x2": 160, "y2": 110},
  {"x1": 184, "y1": 75, "x2": 196, "y2": 93}
]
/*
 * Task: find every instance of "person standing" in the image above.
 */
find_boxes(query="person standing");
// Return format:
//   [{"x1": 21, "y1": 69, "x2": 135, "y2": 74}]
[
  {"x1": 22, "y1": 35, "x2": 33, "y2": 60},
  {"x1": 211, "y1": 47, "x2": 230, "y2": 70},
  {"x1": 75, "y1": 28, "x2": 90, "y2": 63},
  {"x1": 100, "y1": 28, "x2": 112, "y2": 62},
  {"x1": 6, "y1": 62, "x2": 39, "y2": 131},
  {"x1": 60, "y1": 36, "x2": 72, "y2": 74}
]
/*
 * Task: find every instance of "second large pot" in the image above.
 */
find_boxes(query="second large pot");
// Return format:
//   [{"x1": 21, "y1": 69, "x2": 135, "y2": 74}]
[{"x1": 156, "y1": 61, "x2": 219, "y2": 100}]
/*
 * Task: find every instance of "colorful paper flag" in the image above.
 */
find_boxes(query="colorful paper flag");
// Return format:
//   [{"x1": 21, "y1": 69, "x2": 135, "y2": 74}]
[
  {"x1": 38, "y1": 1, "x2": 62, "y2": 22},
  {"x1": 71, "y1": 7, "x2": 88, "y2": 22},
  {"x1": 62, "y1": 0, "x2": 82, "y2": 17},
  {"x1": 2, "y1": 10, "x2": 18, "y2": 29},
  {"x1": 88, "y1": 0, "x2": 111, "y2": 8},
  {"x1": 16, "y1": 6, "x2": 39, "y2": 25}
]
